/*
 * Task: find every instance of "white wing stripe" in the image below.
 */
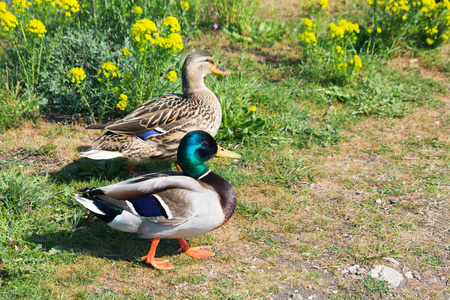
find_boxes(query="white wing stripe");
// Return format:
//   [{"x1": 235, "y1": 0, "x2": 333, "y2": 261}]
[
  {"x1": 125, "y1": 200, "x2": 139, "y2": 215},
  {"x1": 154, "y1": 194, "x2": 173, "y2": 219}
]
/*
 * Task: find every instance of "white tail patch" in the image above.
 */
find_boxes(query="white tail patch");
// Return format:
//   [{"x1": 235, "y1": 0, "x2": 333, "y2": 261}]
[
  {"x1": 80, "y1": 149, "x2": 123, "y2": 160},
  {"x1": 74, "y1": 194, "x2": 106, "y2": 215}
]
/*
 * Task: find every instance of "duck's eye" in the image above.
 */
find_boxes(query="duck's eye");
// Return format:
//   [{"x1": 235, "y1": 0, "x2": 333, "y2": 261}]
[{"x1": 202, "y1": 141, "x2": 210, "y2": 147}]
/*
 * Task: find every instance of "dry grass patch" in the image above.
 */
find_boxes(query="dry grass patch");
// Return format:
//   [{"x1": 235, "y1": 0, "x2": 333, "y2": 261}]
[{"x1": 0, "y1": 120, "x2": 100, "y2": 173}]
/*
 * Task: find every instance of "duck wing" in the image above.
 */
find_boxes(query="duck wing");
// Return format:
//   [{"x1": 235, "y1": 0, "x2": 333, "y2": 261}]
[
  {"x1": 104, "y1": 94, "x2": 199, "y2": 136},
  {"x1": 77, "y1": 172, "x2": 211, "y2": 226}
]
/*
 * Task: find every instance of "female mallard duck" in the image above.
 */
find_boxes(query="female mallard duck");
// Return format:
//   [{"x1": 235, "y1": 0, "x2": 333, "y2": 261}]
[
  {"x1": 75, "y1": 130, "x2": 240, "y2": 270},
  {"x1": 80, "y1": 50, "x2": 230, "y2": 166}
]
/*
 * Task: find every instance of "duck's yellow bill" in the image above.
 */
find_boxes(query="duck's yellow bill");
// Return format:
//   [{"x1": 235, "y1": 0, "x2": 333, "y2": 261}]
[
  {"x1": 211, "y1": 65, "x2": 231, "y2": 75},
  {"x1": 215, "y1": 146, "x2": 241, "y2": 159}
]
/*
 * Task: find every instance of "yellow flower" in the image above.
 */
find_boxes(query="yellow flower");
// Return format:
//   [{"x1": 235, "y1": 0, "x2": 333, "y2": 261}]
[
  {"x1": 68, "y1": 67, "x2": 86, "y2": 85},
  {"x1": 161, "y1": 16, "x2": 181, "y2": 33},
  {"x1": 131, "y1": 19, "x2": 158, "y2": 43},
  {"x1": 335, "y1": 46, "x2": 344, "y2": 55},
  {"x1": 119, "y1": 94, "x2": 128, "y2": 101},
  {"x1": 426, "y1": 38, "x2": 434, "y2": 45},
  {"x1": 318, "y1": 0, "x2": 330, "y2": 9},
  {"x1": 402, "y1": 14, "x2": 407, "y2": 20},
  {"x1": 337, "y1": 63, "x2": 348, "y2": 71},
  {"x1": 56, "y1": 0, "x2": 80, "y2": 15},
  {"x1": 12, "y1": 0, "x2": 31, "y2": 13},
  {"x1": 156, "y1": 32, "x2": 184, "y2": 51},
  {"x1": 328, "y1": 20, "x2": 359, "y2": 39},
  {"x1": 112, "y1": 86, "x2": 120, "y2": 93},
  {"x1": 0, "y1": 2, "x2": 9, "y2": 13},
  {"x1": 180, "y1": 1, "x2": 190, "y2": 11},
  {"x1": 367, "y1": 0, "x2": 373, "y2": 4},
  {"x1": 368, "y1": 28, "x2": 373, "y2": 33},
  {"x1": 122, "y1": 48, "x2": 131, "y2": 56},
  {"x1": 117, "y1": 94, "x2": 128, "y2": 110},
  {"x1": 166, "y1": 70, "x2": 177, "y2": 81},
  {"x1": 26, "y1": 19, "x2": 47, "y2": 38},
  {"x1": 237, "y1": 97, "x2": 242, "y2": 101},
  {"x1": 377, "y1": 27, "x2": 382, "y2": 33},
  {"x1": 350, "y1": 54, "x2": 362, "y2": 70},
  {"x1": 0, "y1": 5, "x2": 18, "y2": 35},
  {"x1": 301, "y1": 18, "x2": 314, "y2": 30},
  {"x1": 133, "y1": 6, "x2": 143, "y2": 15},
  {"x1": 299, "y1": 31, "x2": 317, "y2": 46},
  {"x1": 249, "y1": 105, "x2": 257, "y2": 112},
  {"x1": 100, "y1": 62, "x2": 121, "y2": 78}
]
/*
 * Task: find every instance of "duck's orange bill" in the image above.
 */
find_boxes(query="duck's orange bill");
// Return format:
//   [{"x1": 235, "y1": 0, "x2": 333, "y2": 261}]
[{"x1": 211, "y1": 65, "x2": 231, "y2": 75}]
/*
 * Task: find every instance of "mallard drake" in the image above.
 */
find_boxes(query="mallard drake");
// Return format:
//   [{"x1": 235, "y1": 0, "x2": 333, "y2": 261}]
[
  {"x1": 75, "y1": 130, "x2": 240, "y2": 270},
  {"x1": 80, "y1": 50, "x2": 230, "y2": 166}
]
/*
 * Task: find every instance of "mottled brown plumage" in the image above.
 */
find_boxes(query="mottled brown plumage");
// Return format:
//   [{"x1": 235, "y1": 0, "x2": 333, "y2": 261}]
[{"x1": 81, "y1": 50, "x2": 230, "y2": 164}]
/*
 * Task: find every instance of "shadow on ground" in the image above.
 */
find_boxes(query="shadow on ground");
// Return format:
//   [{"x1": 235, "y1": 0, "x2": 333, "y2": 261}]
[{"x1": 25, "y1": 218, "x2": 183, "y2": 264}]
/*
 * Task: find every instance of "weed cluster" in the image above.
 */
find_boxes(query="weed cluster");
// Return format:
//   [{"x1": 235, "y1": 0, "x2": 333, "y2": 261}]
[
  {"x1": 297, "y1": 0, "x2": 450, "y2": 83},
  {"x1": 1, "y1": 0, "x2": 190, "y2": 121}
]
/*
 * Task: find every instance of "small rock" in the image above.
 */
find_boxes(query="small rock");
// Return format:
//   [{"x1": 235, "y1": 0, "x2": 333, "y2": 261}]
[
  {"x1": 250, "y1": 265, "x2": 257, "y2": 270},
  {"x1": 376, "y1": 199, "x2": 382, "y2": 204},
  {"x1": 291, "y1": 294, "x2": 302, "y2": 300},
  {"x1": 307, "y1": 295, "x2": 317, "y2": 300},
  {"x1": 348, "y1": 265, "x2": 360, "y2": 274},
  {"x1": 332, "y1": 290, "x2": 338, "y2": 294},
  {"x1": 356, "y1": 267, "x2": 367, "y2": 275},
  {"x1": 405, "y1": 272, "x2": 414, "y2": 279},
  {"x1": 368, "y1": 265, "x2": 404, "y2": 287},
  {"x1": 434, "y1": 121, "x2": 440, "y2": 125},
  {"x1": 356, "y1": 191, "x2": 363, "y2": 195},
  {"x1": 383, "y1": 257, "x2": 400, "y2": 266},
  {"x1": 342, "y1": 269, "x2": 349, "y2": 276}
]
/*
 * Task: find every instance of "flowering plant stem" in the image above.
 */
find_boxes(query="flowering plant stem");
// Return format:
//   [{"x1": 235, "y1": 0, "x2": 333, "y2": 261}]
[
  {"x1": 100, "y1": 81, "x2": 112, "y2": 122},
  {"x1": 14, "y1": 42, "x2": 30, "y2": 85},
  {"x1": 35, "y1": 40, "x2": 44, "y2": 84},
  {"x1": 138, "y1": 50, "x2": 148, "y2": 103},
  {"x1": 78, "y1": 87, "x2": 94, "y2": 121}
]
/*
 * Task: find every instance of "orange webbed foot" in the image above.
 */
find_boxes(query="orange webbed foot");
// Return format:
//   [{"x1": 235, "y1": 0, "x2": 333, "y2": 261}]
[
  {"x1": 141, "y1": 255, "x2": 174, "y2": 270},
  {"x1": 177, "y1": 238, "x2": 215, "y2": 259},
  {"x1": 185, "y1": 246, "x2": 215, "y2": 259},
  {"x1": 142, "y1": 238, "x2": 175, "y2": 270}
]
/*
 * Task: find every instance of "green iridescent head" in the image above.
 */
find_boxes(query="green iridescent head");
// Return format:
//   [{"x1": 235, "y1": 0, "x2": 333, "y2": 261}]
[{"x1": 177, "y1": 131, "x2": 241, "y2": 178}]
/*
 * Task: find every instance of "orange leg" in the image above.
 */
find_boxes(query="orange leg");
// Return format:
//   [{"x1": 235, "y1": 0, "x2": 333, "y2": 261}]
[
  {"x1": 124, "y1": 165, "x2": 136, "y2": 176},
  {"x1": 177, "y1": 238, "x2": 215, "y2": 259},
  {"x1": 176, "y1": 163, "x2": 183, "y2": 172},
  {"x1": 141, "y1": 238, "x2": 174, "y2": 270}
]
